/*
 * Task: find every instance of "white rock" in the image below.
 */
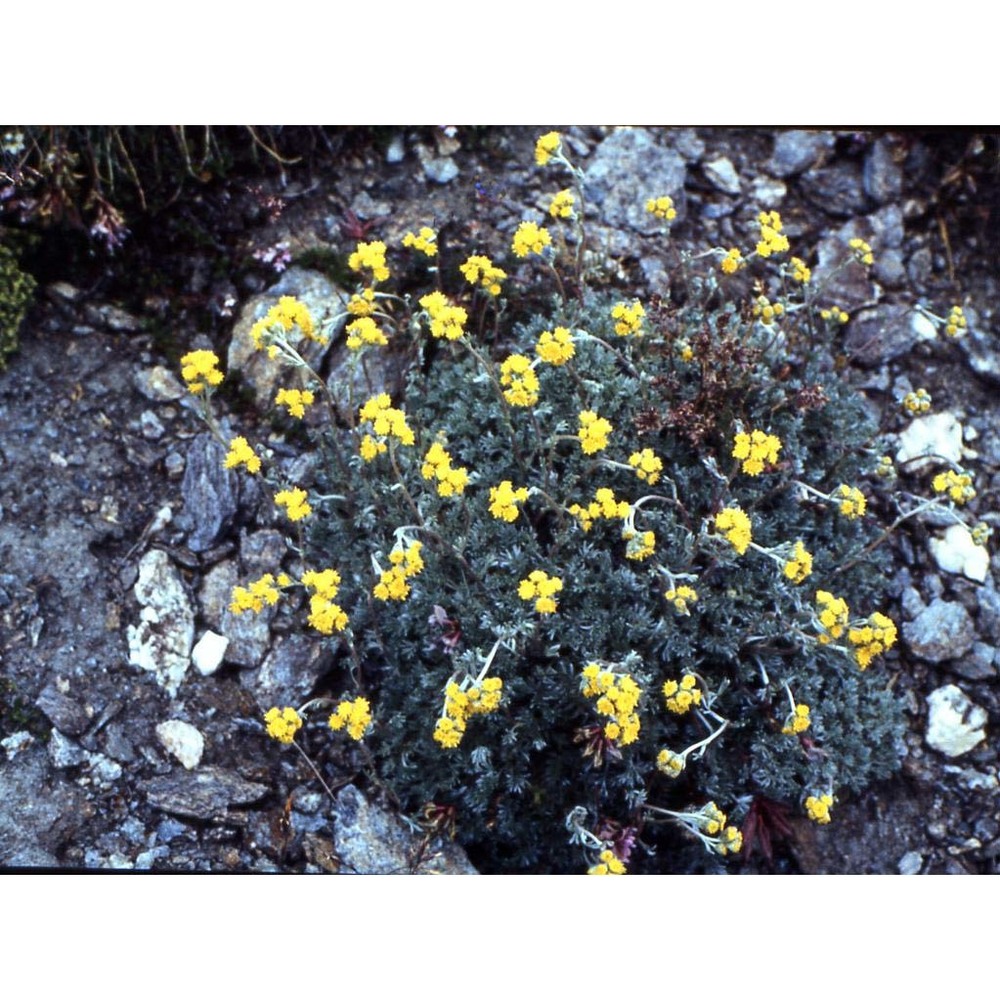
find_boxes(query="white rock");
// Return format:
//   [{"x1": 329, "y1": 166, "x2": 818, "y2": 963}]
[
  {"x1": 1, "y1": 731, "x2": 34, "y2": 759},
  {"x1": 192, "y1": 630, "x2": 229, "y2": 676},
  {"x1": 156, "y1": 720, "x2": 205, "y2": 770},
  {"x1": 897, "y1": 851, "x2": 923, "y2": 875},
  {"x1": 925, "y1": 685, "x2": 987, "y2": 757},
  {"x1": 895, "y1": 411, "x2": 964, "y2": 473},
  {"x1": 929, "y1": 524, "x2": 990, "y2": 583},
  {"x1": 909, "y1": 310, "x2": 938, "y2": 343},
  {"x1": 704, "y1": 156, "x2": 741, "y2": 195}
]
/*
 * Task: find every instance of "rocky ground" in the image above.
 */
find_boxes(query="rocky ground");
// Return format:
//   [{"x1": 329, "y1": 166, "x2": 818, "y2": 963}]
[{"x1": 1, "y1": 126, "x2": 998, "y2": 873}]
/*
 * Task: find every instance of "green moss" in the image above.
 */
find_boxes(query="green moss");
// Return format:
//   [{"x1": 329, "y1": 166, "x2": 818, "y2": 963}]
[{"x1": 0, "y1": 240, "x2": 36, "y2": 370}]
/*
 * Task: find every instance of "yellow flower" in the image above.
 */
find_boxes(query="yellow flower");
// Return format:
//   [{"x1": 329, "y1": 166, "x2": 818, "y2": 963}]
[
  {"x1": 548, "y1": 189, "x2": 576, "y2": 219},
  {"x1": 421, "y1": 441, "x2": 469, "y2": 498},
  {"x1": 275, "y1": 387, "x2": 315, "y2": 419},
  {"x1": 820, "y1": 305, "x2": 850, "y2": 324},
  {"x1": 836, "y1": 484, "x2": 867, "y2": 519},
  {"x1": 230, "y1": 573, "x2": 286, "y2": 615},
  {"x1": 500, "y1": 353, "x2": 540, "y2": 407},
  {"x1": 752, "y1": 295, "x2": 785, "y2": 326},
  {"x1": 274, "y1": 487, "x2": 312, "y2": 522},
  {"x1": 535, "y1": 131, "x2": 561, "y2": 166},
  {"x1": 346, "y1": 288, "x2": 376, "y2": 317},
  {"x1": 902, "y1": 388, "x2": 932, "y2": 415},
  {"x1": 535, "y1": 326, "x2": 575, "y2": 365},
  {"x1": 488, "y1": 480, "x2": 529, "y2": 522},
  {"x1": 663, "y1": 674, "x2": 702, "y2": 715},
  {"x1": 645, "y1": 195, "x2": 677, "y2": 222},
  {"x1": 402, "y1": 226, "x2": 437, "y2": 257},
  {"x1": 815, "y1": 590, "x2": 849, "y2": 644},
  {"x1": 250, "y1": 296, "x2": 319, "y2": 351},
  {"x1": 782, "y1": 703, "x2": 811, "y2": 735},
  {"x1": 932, "y1": 470, "x2": 975, "y2": 505},
  {"x1": 264, "y1": 706, "x2": 302, "y2": 744},
  {"x1": 419, "y1": 290, "x2": 467, "y2": 340},
  {"x1": 848, "y1": 237, "x2": 874, "y2": 266},
  {"x1": 348, "y1": 240, "x2": 390, "y2": 283},
  {"x1": 714, "y1": 507, "x2": 752, "y2": 555},
  {"x1": 224, "y1": 436, "x2": 261, "y2": 474},
  {"x1": 587, "y1": 849, "x2": 627, "y2": 875},
  {"x1": 359, "y1": 393, "x2": 414, "y2": 447},
  {"x1": 732, "y1": 428, "x2": 781, "y2": 475},
  {"x1": 518, "y1": 570, "x2": 563, "y2": 615},
  {"x1": 657, "y1": 748, "x2": 686, "y2": 777},
  {"x1": 346, "y1": 316, "x2": 388, "y2": 349},
  {"x1": 328, "y1": 697, "x2": 373, "y2": 741},
  {"x1": 624, "y1": 529, "x2": 655, "y2": 561},
  {"x1": 459, "y1": 255, "x2": 506, "y2": 296},
  {"x1": 578, "y1": 410, "x2": 612, "y2": 455},
  {"x1": 805, "y1": 793, "x2": 834, "y2": 825},
  {"x1": 611, "y1": 300, "x2": 645, "y2": 337},
  {"x1": 664, "y1": 585, "x2": 698, "y2": 615},
  {"x1": 790, "y1": 256, "x2": 811, "y2": 283},
  {"x1": 756, "y1": 210, "x2": 790, "y2": 257},
  {"x1": 628, "y1": 448, "x2": 662, "y2": 485},
  {"x1": 848, "y1": 612, "x2": 897, "y2": 670},
  {"x1": 720, "y1": 248, "x2": 744, "y2": 274},
  {"x1": 179, "y1": 350, "x2": 224, "y2": 394},
  {"x1": 945, "y1": 305, "x2": 967, "y2": 338},
  {"x1": 783, "y1": 540, "x2": 813, "y2": 584},
  {"x1": 511, "y1": 221, "x2": 552, "y2": 258}
]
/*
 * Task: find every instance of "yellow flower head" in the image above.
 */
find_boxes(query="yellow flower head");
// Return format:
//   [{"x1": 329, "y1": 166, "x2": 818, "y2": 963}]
[
  {"x1": 518, "y1": 569, "x2": 563, "y2": 614},
  {"x1": 783, "y1": 540, "x2": 813, "y2": 585},
  {"x1": 578, "y1": 410, "x2": 612, "y2": 455},
  {"x1": 587, "y1": 849, "x2": 627, "y2": 875},
  {"x1": 720, "y1": 247, "x2": 745, "y2": 274},
  {"x1": 264, "y1": 706, "x2": 302, "y2": 744},
  {"x1": 488, "y1": 480, "x2": 529, "y2": 522},
  {"x1": 346, "y1": 316, "x2": 389, "y2": 349},
  {"x1": 664, "y1": 585, "x2": 698, "y2": 615},
  {"x1": 815, "y1": 590, "x2": 849, "y2": 644},
  {"x1": 535, "y1": 131, "x2": 562, "y2": 166},
  {"x1": 548, "y1": 189, "x2": 576, "y2": 219},
  {"x1": 756, "y1": 210, "x2": 790, "y2": 257},
  {"x1": 790, "y1": 256, "x2": 811, "y2": 283},
  {"x1": 645, "y1": 195, "x2": 677, "y2": 222},
  {"x1": 536, "y1": 327, "x2": 575, "y2": 365},
  {"x1": 611, "y1": 300, "x2": 645, "y2": 337},
  {"x1": 805, "y1": 793, "x2": 834, "y2": 825},
  {"x1": 275, "y1": 487, "x2": 312, "y2": 522},
  {"x1": 348, "y1": 240, "x2": 390, "y2": 283},
  {"x1": 459, "y1": 255, "x2": 507, "y2": 297},
  {"x1": 848, "y1": 237, "x2": 874, "y2": 267},
  {"x1": 836, "y1": 484, "x2": 867, "y2": 519},
  {"x1": 663, "y1": 673, "x2": 702, "y2": 715},
  {"x1": 180, "y1": 349, "x2": 224, "y2": 394},
  {"x1": 500, "y1": 353, "x2": 540, "y2": 407},
  {"x1": 782, "y1": 703, "x2": 811, "y2": 735},
  {"x1": 402, "y1": 226, "x2": 437, "y2": 258},
  {"x1": 328, "y1": 697, "x2": 373, "y2": 741},
  {"x1": 932, "y1": 469, "x2": 975, "y2": 505},
  {"x1": 224, "y1": 436, "x2": 261, "y2": 475},
  {"x1": 419, "y1": 290, "x2": 467, "y2": 340},
  {"x1": 945, "y1": 305, "x2": 967, "y2": 338},
  {"x1": 628, "y1": 448, "x2": 662, "y2": 485},
  {"x1": 511, "y1": 221, "x2": 552, "y2": 258},
  {"x1": 275, "y1": 387, "x2": 315, "y2": 419},
  {"x1": 732, "y1": 428, "x2": 782, "y2": 476},
  {"x1": 714, "y1": 507, "x2": 752, "y2": 555}
]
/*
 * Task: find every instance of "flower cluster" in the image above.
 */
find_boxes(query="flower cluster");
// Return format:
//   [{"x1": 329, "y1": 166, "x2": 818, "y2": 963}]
[
  {"x1": 511, "y1": 221, "x2": 552, "y2": 259},
  {"x1": 346, "y1": 316, "x2": 388, "y2": 349},
  {"x1": 587, "y1": 849, "x2": 627, "y2": 875},
  {"x1": 231, "y1": 572, "x2": 289, "y2": 614},
  {"x1": 275, "y1": 487, "x2": 312, "y2": 522},
  {"x1": 664, "y1": 585, "x2": 698, "y2": 614},
  {"x1": 820, "y1": 305, "x2": 850, "y2": 324},
  {"x1": 419, "y1": 290, "x2": 468, "y2": 341},
  {"x1": 264, "y1": 706, "x2": 302, "y2": 744},
  {"x1": 714, "y1": 507, "x2": 752, "y2": 554},
  {"x1": 534, "y1": 131, "x2": 561, "y2": 166},
  {"x1": 848, "y1": 237, "x2": 874, "y2": 266},
  {"x1": 628, "y1": 448, "x2": 662, "y2": 485},
  {"x1": 433, "y1": 677, "x2": 503, "y2": 749},
  {"x1": 663, "y1": 673, "x2": 702, "y2": 715},
  {"x1": 578, "y1": 410, "x2": 612, "y2": 454},
  {"x1": 815, "y1": 590, "x2": 849, "y2": 644},
  {"x1": 848, "y1": 612, "x2": 898, "y2": 670},
  {"x1": 328, "y1": 697, "x2": 373, "y2": 741},
  {"x1": 373, "y1": 539, "x2": 425, "y2": 602},
  {"x1": 348, "y1": 240, "x2": 390, "y2": 283},
  {"x1": 421, "y1": 441, "x2": 470, "y2": 497},
  {"x1": 645, "y1": 195, "x2": 677, "y2": 221},
  {"x1": 302, "y1": 568, "x2": 349, "y2": 634},
  {"x1": 902, "y1": 388, "x2": 931, "y2": 415},
  {"x1": 945, "y1": 305, "x2": 967, "y2": 338},
  {"x1": 488, "y1": 480, "x2": 529, "y2": 522},
  {"x1": 783, "y1": 540, "x2": 813, "y2": 584},
  {"x1": 535, "y1": 327, "x2": 575, "y2": 365},
  {"x1": 656, "y1": 748, "x2": 686, "y2": 777},
  {"x1": 499, "y1": 353, "x2": 540, "y2": 407},
  {"x1": 789, "y1": 256, "x2": 811, "y2": 283},
  {"x1": 782, "y1": 703, "x2": 811, "y2": 735},
  {"x1": 548, "y1": 189, "x2": 575, "y2": 219},
  {"x1": 250, "y1": 295, "x2": 319, "y2": 355},
  {"x1": 932, "y1": 469, "x2": 975, "y2": 505},
  {"x1": 756, "y1": 210, "x2": 789, "y2": 257},
  {"x1": 623, "y1": 529, "x2": 655, "y2": 561},
  {"x1": 805, "y1": 793, "x2": 834, "y2": 824},
  {"x1": 402, "y1": 227, "x2": 437, "y2": 257},
  {"x1": 518, "y1": 570, "x2": 563, "y2": 614},
  {"x1": 836, "y1": 484, "x2": 867, "y2": 519},
  {"x1": 568, "y1": 487, "x2": 630, "y2": 532},
  {"x1": 358, "y1": 393, "x2": 415, "y2": 460},
  {"x1": 346, "y1": 288, "x2": 376, "y2": 317},
  {"x1": 275, "y1": 387, "x2": 315, "y2": 419},
  {"x1": 667, "y1": 802, "x2": 742, "y2": 856},
  {"x1": 720, "y1": 247, "x2": 745, "y2": 274},
  {"x1": 459, "y1": 255, "x2": 506, "y2": 297},
  {"x1": 580, "y1": 664, "x2": 642, "y2": 746},
  {"x1": 225, "y1": 436, "x2": 262, "y2": 474},
  {"x1": 752, "y1": 295, "x2": 785, "y2": 326},
  {"x1": 610, "y1": 300, "x2": 645, "y2": 337},
  {"x1": 179, "y1": 349, "x2": 224, "y2": 394},
  {"x1": 732, "y1": 428, "x2": 782, "y2": 475}
]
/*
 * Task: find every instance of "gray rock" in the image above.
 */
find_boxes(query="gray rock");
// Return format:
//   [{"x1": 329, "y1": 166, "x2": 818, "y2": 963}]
[
  {"x1": 907, "y1": 245, "x2": 934, "y2": 288},
  {"x1": 227, "y1": 267, "x2": 345, "y2": 413},
  {"x1": 178, "y1": 433, "x2": 239, "y2": 552},
  {"x1": 156, "y1": 720, "x2": 206, "y2": 770},
  {"x1": 925, "y1": 685, "x2": 987, "y2": 757},
  {"x1": 703, "y1": 157, "x2": 741, "y2": 195},
  {"x1": 246, "y1": 632, "x2": 335, "y2": 710},
  {"x1": 863, "y1": 137, "x2": 904, "y2": 204},
  {"x1": 977, "y1": 578, "x2": 1000, "y2": 636},
  {"x1": 332, "y1": 784, "x2": 477, "y2": 874},
  {"x1": 951, "y1": 643, "x2": 998, "y2": 681},
  {"x1": 35, "y1": 684, "x2": 91, "y2": 736},
  {"x1": 904, "y1": 598, "x2": 975, "y2": 663},
  {"x1": 958, "y1": 323, "x2": 1000, "y2": 386},
  {"x1": 126, "y1": 548, "x2": 195, "y2": 696},
  {"x1": 584, "y1": 128, "x2": 687, "y2": 234},
  {"x1": 669, "y1": 128, "x2": 705, "y2": 163},
  {"x1": 813, "y1": 219, "x2": 880, "y2": 313},
  {"x1": 385, "y1": 134, "x2": 405, "y2": 164},
  {"x1": 423, "y1": 156, "x2": 459, "y2": 184},
  {"x1": 897, "y1": 850, "x2": 924, "y2": 874},
  {"x1": 326, "y1": 341, "x2": 410, "y2": 412},
  {"x1": 843, "y1": 304, "x2": 920, "y2": 367},
  {"x1": 901, "y1": 585, "x2": 926, "y2": 620},
  {"x1": 768, "y1": 130, "x2": 834, "y2": 177},
  {"x1": 48, "y1": 729, "x2": 88, "y2": 768},
  {"x1": 801, "y1": 161, "x2": 871, "y2": 217},
  {"x1": 144, "y1": 766, "x2": 269, "y2": 820},
  {"x1": 135, "y1": 365, "x2": 185, "y2": 402}
]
